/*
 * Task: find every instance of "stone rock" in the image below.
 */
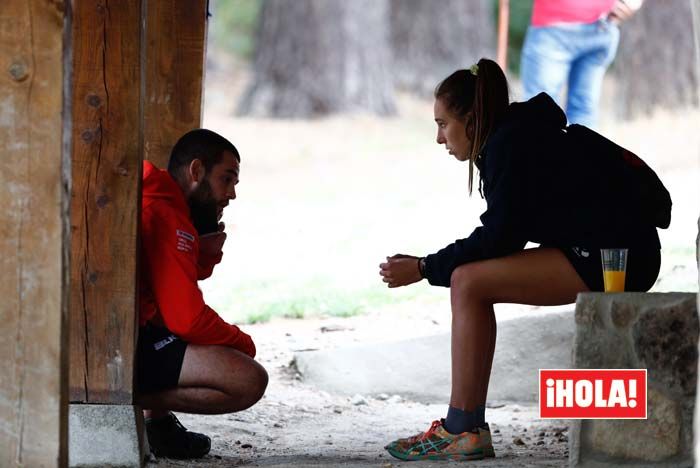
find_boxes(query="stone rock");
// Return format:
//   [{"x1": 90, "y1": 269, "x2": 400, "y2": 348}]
[
  {"x1": 588, "y1": 387, "x2": 681, "y2": 461},
  {"x1": 633, "y1": 301, "x2": 699, "y2": 396},
  {"x1": 351, "y1": 394, "x2": 368, "y2": 405},
  {"x1": 575, "y1": 297, "x2": 606, "y2": 328},
  {"x1": 574, "y1": 319, "x2": 634, "y2": 370},
  {"x1": 610, "y1": 300, "x2": 638, "y2": 329}
]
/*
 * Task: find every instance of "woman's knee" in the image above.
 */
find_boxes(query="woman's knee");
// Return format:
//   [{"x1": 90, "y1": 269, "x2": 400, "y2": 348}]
[
  {"x1": 450, "y1": 263, "x2": 493, "y2": 305},
  {"x1": 450, "y1": 263, "x2": 482, "y2": 294}
]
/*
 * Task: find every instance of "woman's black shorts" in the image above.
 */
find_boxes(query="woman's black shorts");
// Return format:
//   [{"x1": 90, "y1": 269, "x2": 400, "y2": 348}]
[
  {"x1": 136, "y1": 324, "x2": 188, "y2": 394},
  {"x1": 558, "y1": 246, "x2": 661, "y2": 292}
]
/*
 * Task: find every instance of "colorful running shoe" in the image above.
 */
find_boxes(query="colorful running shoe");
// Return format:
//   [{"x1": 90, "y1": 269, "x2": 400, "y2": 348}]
[{"x1": 384, "y1": 419, "x2": 495, "y2": 461}]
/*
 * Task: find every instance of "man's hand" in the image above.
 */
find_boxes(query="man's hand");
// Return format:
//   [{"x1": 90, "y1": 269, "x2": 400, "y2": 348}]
[
  {"x1": 197, "y1": 223, "x2": 227, "y2": 279},
  {"x1": 199, "y1": 228, "x2": 227, "y2": 258},
  {"x1": 379, "y1": 254, "x2": 423, "y2": 288},
  {"x1": 608, "y1": 0, "x2": 643, "y2": 24}
]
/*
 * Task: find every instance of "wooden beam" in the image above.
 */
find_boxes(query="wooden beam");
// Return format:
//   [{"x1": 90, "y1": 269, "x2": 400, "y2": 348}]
[
  {"x1": 496, "y1": 0, "x2": 510, "y2": 73},
  {"x1": 0, "y1": 1, "x2": 70, "y2": 466},
  {"x1": 69, "y1": 0, "x2": 142, "y2": 404},
  {"x1": 144, "y1": 0, "x2": 208, "y2": 168}
]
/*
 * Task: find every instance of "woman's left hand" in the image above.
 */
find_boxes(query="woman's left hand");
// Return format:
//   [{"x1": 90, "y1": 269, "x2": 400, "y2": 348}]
[{"x1": 379, "y1": 254, "x2": 423, "y2": 288}]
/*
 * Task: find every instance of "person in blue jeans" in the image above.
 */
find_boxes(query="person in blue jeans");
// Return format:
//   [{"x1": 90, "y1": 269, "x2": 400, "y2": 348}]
[{"x1": 520, "y1": 0, "x2": 643, "y2": 128}]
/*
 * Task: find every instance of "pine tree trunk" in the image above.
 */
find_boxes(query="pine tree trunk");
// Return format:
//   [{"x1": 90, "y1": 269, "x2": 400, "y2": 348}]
[
  {"x1": 612, "y1": 0, "x2": 699, "y2": 118},
  {"x1": 390, "y1": 0, "x2": 496, "y2": 97},
  {"x1": 238, "y1": 0, "x2": 396, "y2": 118}
]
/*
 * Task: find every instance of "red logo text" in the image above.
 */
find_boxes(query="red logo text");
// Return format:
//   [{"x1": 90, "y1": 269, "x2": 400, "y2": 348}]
[{"x1": 539, "y1": 369, "x2": 647, "y2": 419}]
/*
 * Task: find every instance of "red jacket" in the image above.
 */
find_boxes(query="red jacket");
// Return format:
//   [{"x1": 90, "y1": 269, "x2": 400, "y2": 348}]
[{"x1": 139, "y1": 161, "x2": 255, "y2": 357}]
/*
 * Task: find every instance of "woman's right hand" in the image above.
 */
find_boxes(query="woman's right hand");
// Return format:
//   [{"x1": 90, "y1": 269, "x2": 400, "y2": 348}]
[{"x1": 379, "y1": 254, "x2": 423, "y2": 288}]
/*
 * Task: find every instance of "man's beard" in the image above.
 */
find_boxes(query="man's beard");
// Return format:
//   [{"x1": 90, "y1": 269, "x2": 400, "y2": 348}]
[{"x1": 188, "y1": 178, "x2": 220, "y2": 235}]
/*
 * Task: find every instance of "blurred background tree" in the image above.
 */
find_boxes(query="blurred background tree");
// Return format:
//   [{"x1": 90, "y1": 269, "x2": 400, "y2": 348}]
[
  {"x1": 207, "y1": 0, "x2": 699, "y2": 119},
  {"x1": 390, "y1": 0, "x2": 495, "y2": 97},
  {"x1": 208, "y1": 0, "x2": 263, "y2": 59},
  {"x1": 612, "y1": 0, "x2": 699, "y2": 119},
  {"x1": 236, "y1": 0, "x2": 396, "y2": 118},
  {"x1": 208, "y1": 0, "x2": 533, "y2": 76}
]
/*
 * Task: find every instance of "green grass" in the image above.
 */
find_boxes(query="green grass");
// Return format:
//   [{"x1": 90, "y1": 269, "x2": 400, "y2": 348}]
[
  {"x1": 209, "y1": 0, "x2": 263, "y2": 59},
  {"x1": 215, "y1": 277, "x2": 436, "y2": 324}
]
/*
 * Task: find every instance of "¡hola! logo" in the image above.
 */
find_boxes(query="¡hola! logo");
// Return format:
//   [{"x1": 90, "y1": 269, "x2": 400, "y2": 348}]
[{"x1": 539, "y1": 369, "x2": 647, "y2": 419}]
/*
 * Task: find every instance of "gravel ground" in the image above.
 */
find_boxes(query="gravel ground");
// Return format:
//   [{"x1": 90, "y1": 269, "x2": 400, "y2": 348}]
[{"x1": 153, "y1": 309, "x2": 571, "y2": 468}]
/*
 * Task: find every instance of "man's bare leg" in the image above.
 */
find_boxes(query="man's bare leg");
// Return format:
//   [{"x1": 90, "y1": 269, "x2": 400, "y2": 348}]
[
  {"x1": 136, "y1": 345, "x2": 267, "y2": 459},
  {"x1": 137, "y1": 344, "x2": 268, "y2": 414}
]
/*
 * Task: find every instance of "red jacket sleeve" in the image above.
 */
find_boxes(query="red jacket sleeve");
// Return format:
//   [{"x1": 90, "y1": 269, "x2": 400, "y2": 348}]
[{"x1": 141, "y1": 204, "x2": 255, "y2": 357}]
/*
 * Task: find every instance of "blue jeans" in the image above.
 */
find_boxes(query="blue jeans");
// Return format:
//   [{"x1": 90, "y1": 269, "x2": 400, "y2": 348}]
[{"x1": 520, "y1": 20, "x2": 619, "y2": 128}]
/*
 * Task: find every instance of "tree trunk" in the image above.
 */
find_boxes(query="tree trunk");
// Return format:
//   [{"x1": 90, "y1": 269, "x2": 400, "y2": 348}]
[
  {"x1": 612, "y1": 0, "x2": 699, "y2": 118},
  {"x1": 238, "y1": 0, "x2": 396, "y2": 118},
  {"x1": 390, "y1": 0, "x2": 496, "y2": 97}
]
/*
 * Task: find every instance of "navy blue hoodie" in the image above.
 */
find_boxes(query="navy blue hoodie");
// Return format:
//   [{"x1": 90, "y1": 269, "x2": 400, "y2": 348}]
[{"x1": 423, "y1": 93, "x2": 668, "y2": 288}]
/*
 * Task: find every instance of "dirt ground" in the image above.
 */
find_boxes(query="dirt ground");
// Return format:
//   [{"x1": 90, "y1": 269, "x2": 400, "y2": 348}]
[{"x1": 154, "y1": 305, "x2": 572, "y2": 468}]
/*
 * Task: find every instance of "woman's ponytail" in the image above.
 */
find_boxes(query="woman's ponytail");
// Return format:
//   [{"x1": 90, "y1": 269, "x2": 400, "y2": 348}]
[{"x1": 468, "y1": 58, "x2": 510, "y2": 194}]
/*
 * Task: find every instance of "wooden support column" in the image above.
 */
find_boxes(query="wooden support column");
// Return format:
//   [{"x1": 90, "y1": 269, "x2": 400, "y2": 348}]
[
  {"x1": 69, "y1": 0, "x2": 142, "y2": 404},
  {"x1": 144, "y1": 0, "x2": 208, "y2": 169},
  {"x1": 0, "y1": 1, "x2": 70, "y2": 466}
]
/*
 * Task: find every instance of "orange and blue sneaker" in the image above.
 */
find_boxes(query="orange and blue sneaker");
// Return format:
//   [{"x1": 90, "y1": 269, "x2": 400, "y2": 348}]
[{"x1": 384, "y1": 419, "x2": 495, "y2": 461}]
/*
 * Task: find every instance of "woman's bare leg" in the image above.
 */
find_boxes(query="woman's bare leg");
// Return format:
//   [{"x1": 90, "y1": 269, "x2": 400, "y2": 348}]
[{"x1": 449, "y1": 247, "x2": 588, "y2": 411}]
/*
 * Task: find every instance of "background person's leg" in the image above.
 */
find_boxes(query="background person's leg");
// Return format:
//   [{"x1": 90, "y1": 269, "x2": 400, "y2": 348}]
[
  {"x1": 449, "y1": 247, "x2": 588, "y2": 413},
  {"x1": 137, "y1": 345, "x2": 268, "y2": 414},
  {"x1": 520, "y1": 26, "x2": 573, "y2": 103},
  {"x1": 566, "y1": 21, "x2": 620, "y2": 127}
]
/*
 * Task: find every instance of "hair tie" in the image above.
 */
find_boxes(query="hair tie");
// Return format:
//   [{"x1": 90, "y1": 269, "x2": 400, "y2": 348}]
[{"x1": 469, "y1": 64, "x2": 479, "y2": 76}]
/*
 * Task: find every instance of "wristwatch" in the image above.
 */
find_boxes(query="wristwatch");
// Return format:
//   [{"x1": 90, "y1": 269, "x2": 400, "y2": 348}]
[{"x1": 418, "y1": 257, "x2": 426, "y2": 278}]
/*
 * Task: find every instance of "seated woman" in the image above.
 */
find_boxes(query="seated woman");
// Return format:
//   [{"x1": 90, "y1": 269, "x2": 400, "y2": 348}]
[{"x1": 378, "y1": 58, "x2": 669, "y2": 462}]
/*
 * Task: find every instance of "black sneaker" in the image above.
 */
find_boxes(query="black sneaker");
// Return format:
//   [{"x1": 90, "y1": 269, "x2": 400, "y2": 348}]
[{"x1": 145, "y1": 412, "x2": 211, "y2": 459}]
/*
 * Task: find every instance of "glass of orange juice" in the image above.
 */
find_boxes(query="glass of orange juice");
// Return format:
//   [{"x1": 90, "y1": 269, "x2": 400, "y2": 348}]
[{"x1": 600, "y1": 248, "x2": 628, "y2": 292}]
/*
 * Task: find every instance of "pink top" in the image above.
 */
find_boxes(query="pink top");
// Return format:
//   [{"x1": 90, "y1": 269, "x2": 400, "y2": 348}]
[{"x1": 531, "y1": 0, "x2": 617, "y2": 27}]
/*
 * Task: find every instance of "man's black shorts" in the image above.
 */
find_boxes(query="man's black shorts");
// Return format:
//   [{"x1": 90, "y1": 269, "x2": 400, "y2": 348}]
[
  {"x1": 558, "y1": 246, "x2": 661, "y2": 292},
  {"x1": 136, "y1": 324, "x2": 188, "y2": 394}
]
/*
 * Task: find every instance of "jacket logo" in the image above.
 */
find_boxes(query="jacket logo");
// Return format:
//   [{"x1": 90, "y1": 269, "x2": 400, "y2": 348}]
[
  {"x1": 176, "y1": 229, "x2": 195, "y2": 252},
  {"x1": 573, "y1": 247, "x2": 590, "y2": 258}
]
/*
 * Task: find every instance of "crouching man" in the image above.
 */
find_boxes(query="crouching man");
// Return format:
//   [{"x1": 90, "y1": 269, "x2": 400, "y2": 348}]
[{"x1": 136, "y1": 129, "x2": 267, "y2": 459}]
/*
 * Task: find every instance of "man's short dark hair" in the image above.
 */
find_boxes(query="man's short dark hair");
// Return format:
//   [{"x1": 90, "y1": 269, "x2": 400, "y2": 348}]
[{"x1": 167, "y1": 129, "x2": 240, "y2": 179}]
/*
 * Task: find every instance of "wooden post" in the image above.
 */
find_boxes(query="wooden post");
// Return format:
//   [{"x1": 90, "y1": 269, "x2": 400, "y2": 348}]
[
  {"x1": 69, "y1": 0, "x2": 142, "y2": 404},
  {"x1": 497, "y1": 0, "x2": 510, "y2": 73},
  {"x1": 0, "y1": 1, "x2": 70, "y2": 466},
  {"x1": 144, "y1": 0, "x2": 208, "y2": 169}
]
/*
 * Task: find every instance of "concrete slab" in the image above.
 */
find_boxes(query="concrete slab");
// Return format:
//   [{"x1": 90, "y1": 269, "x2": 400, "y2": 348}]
[
  {"x1": 69, "y1": 404, "x2": 148, "y2": 468},
  {"x1": 294, "y1": 309, "x2": 574, "y2": 403}
]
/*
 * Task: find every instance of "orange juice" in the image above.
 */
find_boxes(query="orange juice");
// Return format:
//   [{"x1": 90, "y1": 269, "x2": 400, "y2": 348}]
[{"x1": 603, "y1": 270, "x2": 626, "y2": 292}]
